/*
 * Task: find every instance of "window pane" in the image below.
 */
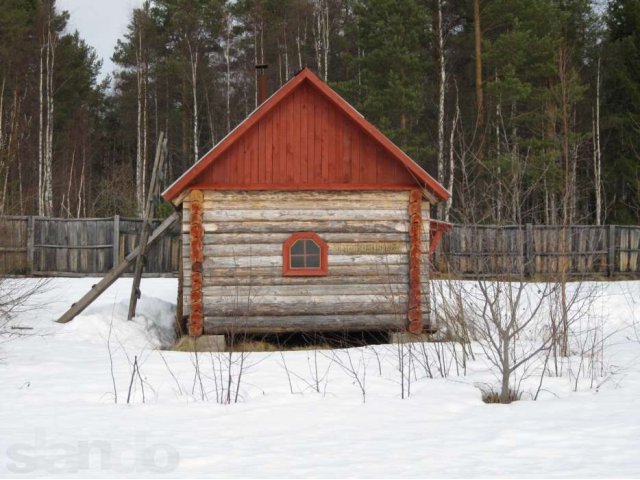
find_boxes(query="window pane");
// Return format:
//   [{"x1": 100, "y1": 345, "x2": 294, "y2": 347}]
[
  {"x1": 305, "y1": 240, "x2": 320, "y2": 255},
  {"x1": 306, "y1": 254, "x2": 321, "y2": 268},
  {"x1": 290, "y1": 255, "x2": 305, "y2": 268},
  {"x1": 290, "y1": 240, "x2": 305, "y2": 255}
]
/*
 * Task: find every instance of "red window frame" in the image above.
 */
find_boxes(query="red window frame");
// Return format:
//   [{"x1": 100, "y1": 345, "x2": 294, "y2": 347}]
[{"x1": 282, "y1": 232, "x2": 328, "y2": 277}]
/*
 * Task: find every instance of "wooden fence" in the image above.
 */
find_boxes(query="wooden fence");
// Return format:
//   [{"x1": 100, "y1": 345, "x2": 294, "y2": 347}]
[
  {"x1": 433, "y1": 224, "x2": 640, "y2": 277},
  {"x1": 0, "y1": 215, "x2": 181, "y2": 275},
  {"x1": 1, "y1": 217, "x2": 639, "y2": 277}
]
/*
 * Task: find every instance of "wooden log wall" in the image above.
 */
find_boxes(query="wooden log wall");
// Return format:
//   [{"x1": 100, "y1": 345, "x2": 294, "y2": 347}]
[{"x1": 181, "y1": 190, "x2": 431, "y2": 335}]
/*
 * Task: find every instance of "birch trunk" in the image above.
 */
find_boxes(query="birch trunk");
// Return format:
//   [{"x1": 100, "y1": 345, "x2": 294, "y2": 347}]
[
  {"x1": 445, "y1": 89, "x2": 460, "y2": 223},
  {"x1": 135, "y1": 29, "x2": 145, "y2": 217},
  {"x1": 296, "y1": 25, "x2": 303, "y2": 71},
  {"x1": 558, "y1": 43, "x2": 571, "y2": 357},
  {"x1": 283, "y1": 24, "x2": 289, "y2": 79},
  {"x1": 254, "y1": 24, "x2": 258, "y2": 108},
  {"x1": 43, "y1": 21, "x2": 56, "y2": 217},
  {"x1": 0, "y1": 76, "x2": 5, "y2": 213},
  {"x1": 224, "y1": 17, "x2": 231, "y2": 132},
  {"x1": 313, "y1": 0, "x2": 330, "y2": 81},
  {"x1": 593, "y1": 57, "x2": 602, "y2": 225},
  {"x1": 435, "y1": 0, "x2": 446, "y2": 220},
  {"x1": 188, "y1": 38, "x2": 198, "y2": 164},
  {"x1": 38, "y1": 43, "x2": 44, "y2": 216},
  {"x1": 473, "y1": 0, "x2": 483, "y2": 128}
]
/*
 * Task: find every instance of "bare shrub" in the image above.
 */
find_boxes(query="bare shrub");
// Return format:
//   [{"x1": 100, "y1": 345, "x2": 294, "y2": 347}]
[
  {"x1": 0, "y1": 277, "x2": 50, "y2": 340},
  {"x1": 327, "y1": 347, "x2": 368, "y2": 403},
  {"x1": 459, "y1": 280, "x2": 556, "y2": 403}
]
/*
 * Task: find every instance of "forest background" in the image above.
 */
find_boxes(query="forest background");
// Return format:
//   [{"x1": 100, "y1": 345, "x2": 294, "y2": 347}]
[{"x1": 0, "y1": 0, "x2": 638, "y2": 226}]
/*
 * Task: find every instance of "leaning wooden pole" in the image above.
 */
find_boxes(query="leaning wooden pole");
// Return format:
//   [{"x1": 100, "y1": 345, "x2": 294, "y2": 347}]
[
  {"x1": 57, "y1": 212, "x2": 180, "y2": 324},
  {"x1": 128, "y1": 132, "x2": 167, "y2": 320}
]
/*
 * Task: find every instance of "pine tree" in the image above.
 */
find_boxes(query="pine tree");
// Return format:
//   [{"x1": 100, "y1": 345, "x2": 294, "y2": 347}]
[{"x1": 602, "y1": 0, "x2": 640, "y2": 223}]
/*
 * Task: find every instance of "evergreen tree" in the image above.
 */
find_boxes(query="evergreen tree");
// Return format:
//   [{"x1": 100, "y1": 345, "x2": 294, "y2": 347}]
[{"x1": 602, "y1": 0, "x2": 640, "y2": 222}]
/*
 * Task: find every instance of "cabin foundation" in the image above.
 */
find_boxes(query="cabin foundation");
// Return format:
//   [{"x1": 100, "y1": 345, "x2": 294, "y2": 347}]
[
  {"x1": 174, "y1": 334, "x2": 226, "y2": 352},
  {"x1": 389, "y1": 331, "x2": 435, "y2": 344}
]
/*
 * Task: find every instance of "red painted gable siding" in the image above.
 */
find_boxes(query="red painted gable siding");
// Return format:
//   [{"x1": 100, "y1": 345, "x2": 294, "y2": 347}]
[{"x1": 192, "y1": 82, "x2": 416, "y2": 188}]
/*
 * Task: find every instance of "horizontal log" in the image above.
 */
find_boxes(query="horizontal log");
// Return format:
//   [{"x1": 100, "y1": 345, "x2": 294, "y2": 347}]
[
  {"x1": 183, "y1": 217, "x2": 431, "y2": 234},
  {"x1": 204, "y1": 298, "x2": 407, "y2": 316},
  {"x1": 194, "y1": 232, "x2": 410, "y2": 245},
  {"x1": 199, "y1": 254, "x2": 408, "y2": 268},
  {"x1": 185, "y1": 264, "x2": 409, "y2": 278},
  {"x1": 184, "y1": 272, "x2": 430, "y2": 291},
  {"x1": 203, "y1": 314, "x2": 407, "y2": 334},
  {"x1": 202, "y1": 284, "x2": 408, "y2": 297},
  {"x1": 200, "y1": 220, "x2": 410, "y2": 234},
  {"x1": 185, "y1": 273, "x2": 408, "y2": 287},
  {"x1": 197, "y1": 200, "x2": 407, "y2": 211},
  {"x1": 34, "y1": 244, "x2": 112, "y2": 249},
  {"x1": 198, "y1": 242, "x2": 408, "y2": 257},
  {"x1": 183, "y1": 248, "x2": 425, "y2": 262},
  {"x1": 201, "y1": 209, "x2": 407, "y2": 222},
  {"x1": 201, "y1": 190, "x2": 411, "y2": 202}
]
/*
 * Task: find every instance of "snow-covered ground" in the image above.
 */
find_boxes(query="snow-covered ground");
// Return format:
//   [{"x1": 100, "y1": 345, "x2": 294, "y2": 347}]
[{"x1": 0, "y1": 277, "x2": 639, "y2": 478}]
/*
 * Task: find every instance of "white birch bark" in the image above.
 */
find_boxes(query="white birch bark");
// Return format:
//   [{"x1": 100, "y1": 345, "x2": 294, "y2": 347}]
[
  {"x1": 135, "y1": 28, "x2": 145, "y2": 216},
  {"x1": 43, "y1": 21, "x2": 56, "y2": 217},
  {"x1": 435, "y1": 0, "x2": 446, "y2": 219},
  {"x1": 296, "y1": 24, "x2": 304, "y2": 71},
  {"x1": 38, "y1": 43, "x2": 44, "y2": 216},
  {"x1": 445, "y1": 90, "x2": 460, "y2": 223},
  {"x1": 142, "y1": 56, "x2": 148, "y2": 202},
  {"x1": 0, "y1": 76, "x2": 4, "y2": 154},
  {"x1": 0, "y1": 76, "x2": 5, "y2": 214},
  {"x1": 188, "y1": 40, "x2": 199, "y2": 163},
  {"x1": 224, "y1": 14, "x2": 232, "y2": 132},
  {"x1": 593, "y1": 57, "x2": 602, "y2": 225},
  {"x1": 284, "y1": 25, "x2": 289, "y2": 79},
  {"x1": 312, "y1": 0, "x2": 330, "y2": 81}
]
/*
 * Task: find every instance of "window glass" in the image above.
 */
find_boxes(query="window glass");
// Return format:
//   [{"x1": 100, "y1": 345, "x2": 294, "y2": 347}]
[
  {"x1": 290, "y1": 240, "x2": 305, "y2": 255},
  {"x1": 305, "y1": 240, "x2": 320, "y2": 255},
  {"x1": 305, "y1": 254, "x2": 320, "y2": 267},
  {"x1": 289, "y1": 239, "x2": 321, "y2": 269}
]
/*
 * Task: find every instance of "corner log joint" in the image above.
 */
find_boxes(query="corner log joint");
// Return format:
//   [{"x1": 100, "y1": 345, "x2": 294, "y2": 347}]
[
  {"x1": 408, "y1": 188, "x2": 422, "y2": 334},
  {"x1": 189, "y1": 189, "x2": 205, "y2": 337}
]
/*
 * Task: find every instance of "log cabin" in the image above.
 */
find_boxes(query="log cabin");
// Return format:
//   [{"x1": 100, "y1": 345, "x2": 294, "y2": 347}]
[{"x1": 162, "y1": 68, "x2": 451, "y2": 339}]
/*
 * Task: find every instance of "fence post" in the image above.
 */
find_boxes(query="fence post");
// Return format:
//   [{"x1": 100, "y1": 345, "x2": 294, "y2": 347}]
[
  {"x1": 113, "y1": 215, "x2": 120, "y2": 268},
  {"x1": 525, "y1": 223, "x2": 534, "y2": 277},
  {"x1": 608, "y1": 224, "x2": 616, "y2": 277},
  {"x1": 26, "y1": 216, "x2": 35, "y2": 274}
]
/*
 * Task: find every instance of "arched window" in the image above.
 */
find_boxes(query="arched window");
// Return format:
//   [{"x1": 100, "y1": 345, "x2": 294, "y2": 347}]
[{"x1": 282, "y1": 232, "x2": 328, "y2": 276}]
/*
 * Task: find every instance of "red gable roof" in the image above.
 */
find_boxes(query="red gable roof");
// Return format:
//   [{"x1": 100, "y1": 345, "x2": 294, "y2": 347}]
[{"x1": 162, "y1": 68, "x2": 449, "y2": 202}]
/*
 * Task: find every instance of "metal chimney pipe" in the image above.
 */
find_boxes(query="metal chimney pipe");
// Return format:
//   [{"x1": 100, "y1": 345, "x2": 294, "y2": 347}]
[{"x1": 256, "y1": 64, "x2": 268, "y2": 106}]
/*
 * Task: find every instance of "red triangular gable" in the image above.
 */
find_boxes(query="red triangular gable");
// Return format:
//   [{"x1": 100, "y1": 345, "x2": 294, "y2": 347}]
[{"x1": 162, "y1": 68, "x2": 449, "y2": 202}]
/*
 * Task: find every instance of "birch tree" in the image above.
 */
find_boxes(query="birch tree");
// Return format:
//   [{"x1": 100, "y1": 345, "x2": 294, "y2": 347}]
[
  {"x1": 593, "y1": 56, "x2": 602, "y2": 225},
  {"x1": 434, "y1": 0, "x2": 446, "y2": 219},
  {"x1": 38, "y1": 7, "x2": 57, "y2": 217},
  {"x1": 312, "y1": 0, "x2": 330, "y2": 81},
  {"x1": 135, "y1": 12, "x2": 149, "y2": 217}
]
